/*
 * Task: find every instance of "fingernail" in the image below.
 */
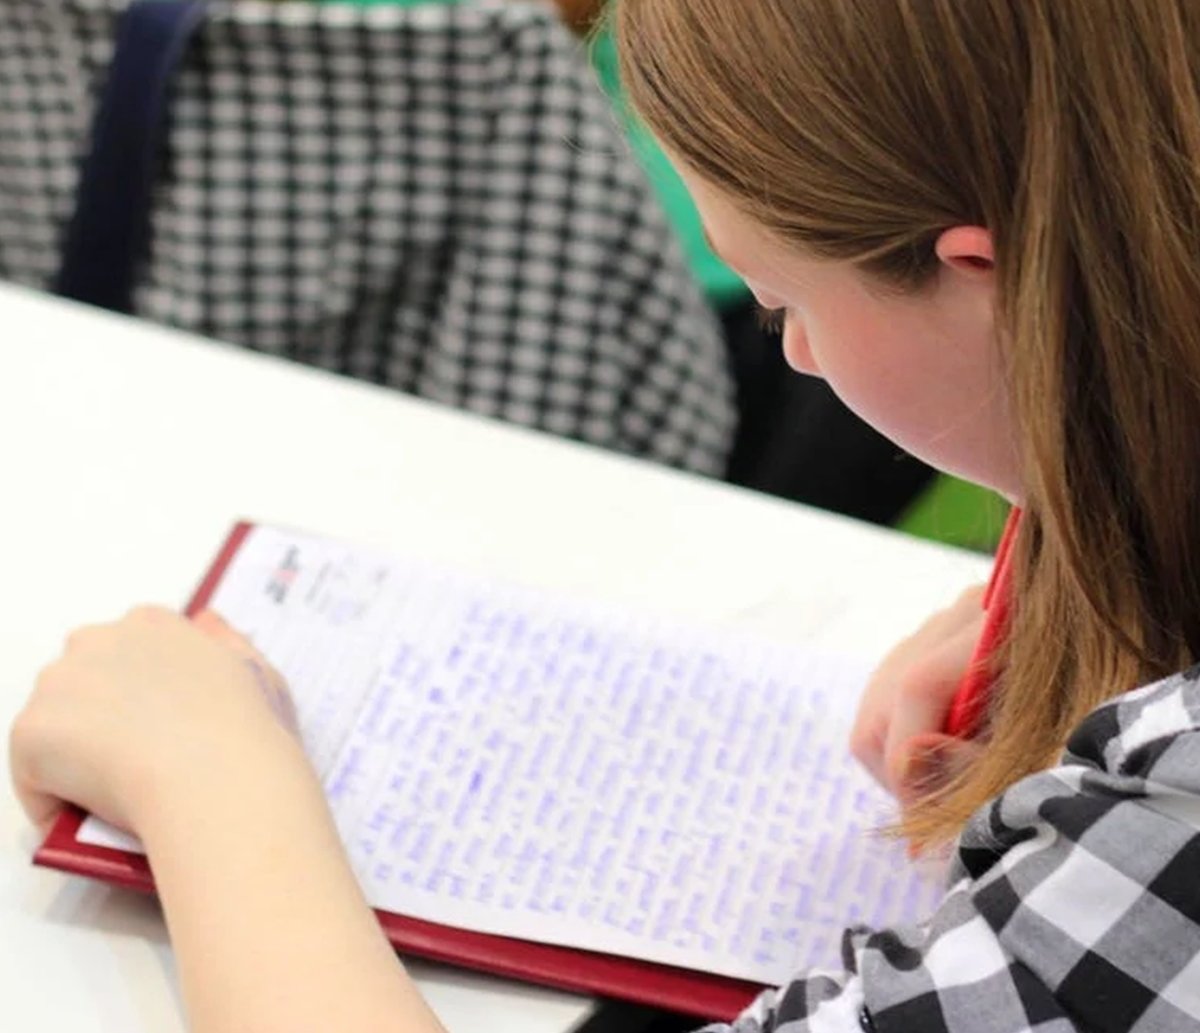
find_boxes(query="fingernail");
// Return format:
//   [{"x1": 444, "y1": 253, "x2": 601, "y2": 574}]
[
  {"x1": 244, "y1": 658, "x2": 300, "y2": 736},
  {"x1": 899, "y1": 748, "x2": 950, "y2": 804}
]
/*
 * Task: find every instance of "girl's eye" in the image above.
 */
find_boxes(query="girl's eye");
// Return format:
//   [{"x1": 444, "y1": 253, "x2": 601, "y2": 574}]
[{"x1": 755, "y1": 305, "x2": 787, "y2": 335}]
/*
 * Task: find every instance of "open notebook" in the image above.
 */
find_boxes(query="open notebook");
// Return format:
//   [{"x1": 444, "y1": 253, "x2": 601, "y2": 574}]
[{"x1": 37, "y1": 522, "x2": 946, "y2": 1020}]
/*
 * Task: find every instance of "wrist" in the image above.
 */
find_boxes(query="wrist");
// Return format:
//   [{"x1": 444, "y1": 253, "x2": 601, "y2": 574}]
[
  {"x1": 124, "y1": 731, "x2": 432, "y2": 1033},
  {"x1": 132, "y1": 728, "x2": 319, "y2": 853}
]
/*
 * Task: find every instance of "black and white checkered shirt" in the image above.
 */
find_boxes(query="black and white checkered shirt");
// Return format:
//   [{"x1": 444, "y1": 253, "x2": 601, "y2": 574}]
[
  {"x1": 0, "y1": 0, "x2": 734, "y2": 475},
  {"x1": 711, "y1": 671, "x2": 1200, "y2": 1033}
]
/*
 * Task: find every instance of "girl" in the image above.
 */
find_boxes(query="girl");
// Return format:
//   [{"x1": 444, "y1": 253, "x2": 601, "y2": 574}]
[
  {"x1": 13, "y1": 0, "x2": 1200, "y2": 1030},
  {"x1": 339, "y1": 0, "x2": 940, "y2": 522}
]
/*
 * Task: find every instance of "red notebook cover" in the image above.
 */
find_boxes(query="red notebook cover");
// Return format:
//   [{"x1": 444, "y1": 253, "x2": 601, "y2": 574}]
[{"x1": 34, "y1": 521, "x2": 761, "y2": 1021}]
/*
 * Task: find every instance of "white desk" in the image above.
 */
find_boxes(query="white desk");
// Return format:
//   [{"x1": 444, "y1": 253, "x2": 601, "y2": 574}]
[{"x1": 0, "y1": 283, "x2": 990, "y2": 1032}]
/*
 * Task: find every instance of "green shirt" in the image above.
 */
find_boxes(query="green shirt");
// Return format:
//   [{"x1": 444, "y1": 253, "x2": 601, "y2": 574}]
[{"x1": 320, "y1": 0, "x2": 748, "y2": 308}]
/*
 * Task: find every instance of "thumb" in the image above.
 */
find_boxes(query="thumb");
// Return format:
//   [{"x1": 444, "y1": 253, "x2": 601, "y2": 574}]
[
  {"x1": 9, "y1": 713, "x2": 68, "y2": 836},
  {"x1": 192, "y1": 610, "x2": 298, "y2": 735},
  {"x1": 895, "y1": 731, "x2": 984, "y2": 808},
  {"x1": 880, "y1": 615, "x2": 985, "y2": 795},
  {"x1": 13, "y1": 775, "x2": 65, "y2": 838},
  {"x1": 191, "y1": 609, "x2": 257, "y2": 657}
]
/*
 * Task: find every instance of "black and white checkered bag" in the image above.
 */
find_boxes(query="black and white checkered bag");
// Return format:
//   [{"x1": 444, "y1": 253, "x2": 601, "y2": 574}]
[{"x1": 0, "y1": 0, "x2": 735, "y2": 475}]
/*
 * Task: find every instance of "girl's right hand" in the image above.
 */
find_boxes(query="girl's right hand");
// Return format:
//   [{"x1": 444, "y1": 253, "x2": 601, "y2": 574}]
[
  {"x1": 849, "y1": 584, "x2": 987, "y2": 804},
  {"x1": 9, "y1": 607, "x2": 302, "y2": 838}
]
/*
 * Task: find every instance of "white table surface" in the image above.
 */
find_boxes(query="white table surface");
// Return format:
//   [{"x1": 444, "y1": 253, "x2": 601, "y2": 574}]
[{"x1": 0, "y1": 282, "x2": 990, "y2": 1032}]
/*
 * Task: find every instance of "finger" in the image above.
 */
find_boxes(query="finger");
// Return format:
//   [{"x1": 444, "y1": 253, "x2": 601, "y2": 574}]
[
  {"x1": 851, "y1": 638, "x2": 936, "y2": 788},
  {"x1": 192, "y1": 611, "x2": 276, "y2": 670},
  {"x1": 951, "y1": 583, "x2": 987, "y2": 611},
  {"x1": 895, "y1": 732, "x2": 985, "y2": 808},
  {"x1": 61, "y1": 620, "x2": 119, "y2": 658},
  {"x1": 851, "y1": 640, "x2": 929, "y2": 782},
  {"x1": 191, "y1": 609, "x2": 248, "y2": 648},
  {"x1": 192, "y1": 609, "x2": 260, "y2": 655},
  {"x1": 9, "y1": 715, "x2": 66, "y2": 836},
  {"x1": 916, "y1": 584, "x2": 987, "y2": 642},
  {"x1": 122, "y1": 604, "x2": 180, "y2": 630},
  {"x1": 192, "y1": 611, "x2": 297, "y2": 726},
  {"x1": 242, "y1": 655, "x2": 301, "y2": 734},
  {"x1": 882, "y1": 616, "x2": 985, "y2": 793},
  {"x1": 12, "y1": 776, "x2": 64, "y2": 837}
]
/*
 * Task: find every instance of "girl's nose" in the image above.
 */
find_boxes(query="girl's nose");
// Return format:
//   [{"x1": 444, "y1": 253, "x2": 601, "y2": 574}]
[{"x1": 781, "y1": 317, "x2": 820, "y2": 376}]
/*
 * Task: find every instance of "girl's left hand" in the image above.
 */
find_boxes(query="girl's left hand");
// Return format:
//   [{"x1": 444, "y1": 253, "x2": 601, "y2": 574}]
[
  {"x1": 850, "y1": 585, "x2": 986, "y2": 804},
  {"x1": 9, "y1": 606, "x2": 300, "y2": 838}
]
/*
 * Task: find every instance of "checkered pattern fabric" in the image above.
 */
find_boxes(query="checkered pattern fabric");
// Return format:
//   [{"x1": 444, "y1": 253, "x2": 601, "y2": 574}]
[
  {"x1": 708, "y1": 671, "x2": 1200, "y2": 1033},
  {"x1": 0, "y1": 0, "x2": 734, "y2": 475}
]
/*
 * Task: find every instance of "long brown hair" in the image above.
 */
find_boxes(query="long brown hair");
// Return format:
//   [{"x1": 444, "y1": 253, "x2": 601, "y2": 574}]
[{"x1": 616, "y1": 0, "x2": 1200, "y2": 847}]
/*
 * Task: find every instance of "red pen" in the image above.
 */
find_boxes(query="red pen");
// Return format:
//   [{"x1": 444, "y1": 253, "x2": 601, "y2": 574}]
[{"x1": 943, "y1": 507, "x2": 1022, "y2": 739}]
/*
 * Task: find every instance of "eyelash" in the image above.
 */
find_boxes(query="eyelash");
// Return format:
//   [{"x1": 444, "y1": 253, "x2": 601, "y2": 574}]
[{"x1": 755, "y1": 306, "x2": 786, "y2": 335}]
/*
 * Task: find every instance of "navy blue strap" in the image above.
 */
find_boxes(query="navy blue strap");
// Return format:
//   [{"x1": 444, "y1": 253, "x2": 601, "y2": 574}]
[{"x1": 55, "y1": 0, "x2": 209, "y2": 313}]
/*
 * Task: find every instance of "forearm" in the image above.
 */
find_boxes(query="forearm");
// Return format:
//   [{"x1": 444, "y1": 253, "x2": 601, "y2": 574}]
[{"x1": 139, "y1": 741, "x2": 445, "y2": 1033}]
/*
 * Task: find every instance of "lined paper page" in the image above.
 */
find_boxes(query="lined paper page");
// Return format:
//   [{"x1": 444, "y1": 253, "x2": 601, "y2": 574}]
[{"x1": 80, "y1": 525, "x2": 945, "y2": 985}]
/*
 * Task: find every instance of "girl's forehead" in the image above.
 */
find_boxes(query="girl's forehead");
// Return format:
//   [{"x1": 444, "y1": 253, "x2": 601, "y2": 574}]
[{"x1": 677, "y1": 165, "x2": 796, "y2": 274}]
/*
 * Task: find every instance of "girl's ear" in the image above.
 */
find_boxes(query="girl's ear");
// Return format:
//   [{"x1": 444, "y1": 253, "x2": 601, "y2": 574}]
[{"x1": 935, "y1": 226, "x2": 995, "y2": 276}]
